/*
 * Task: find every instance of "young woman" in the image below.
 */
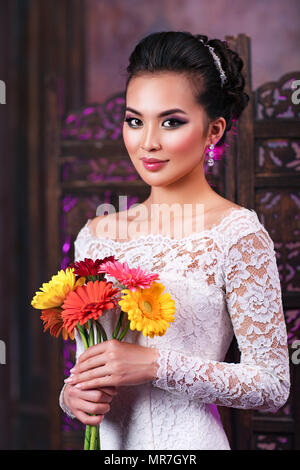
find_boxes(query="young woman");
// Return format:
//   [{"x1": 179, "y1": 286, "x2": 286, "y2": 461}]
[{"x1": 59, "y1": 31, "x2": 290, "y2": 450}]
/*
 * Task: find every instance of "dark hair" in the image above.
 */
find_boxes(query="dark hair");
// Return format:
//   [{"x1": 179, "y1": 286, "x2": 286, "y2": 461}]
[{"x1": 125, "y1": 31, "x2": 250, "y2": 148}]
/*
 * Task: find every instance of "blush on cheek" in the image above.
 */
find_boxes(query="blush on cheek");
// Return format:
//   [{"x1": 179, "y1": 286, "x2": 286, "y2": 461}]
[{"x1": 162, "y1": 129, "x2": 203, "y2": 157}]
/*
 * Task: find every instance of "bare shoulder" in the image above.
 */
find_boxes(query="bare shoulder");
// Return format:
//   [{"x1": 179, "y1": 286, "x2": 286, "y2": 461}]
[
  {"x1": 206, "y1": 196, "x2": 244, "y2": 221},
  {"x1": 215, "y1": 200, "x2": 243, "y2": 213}
]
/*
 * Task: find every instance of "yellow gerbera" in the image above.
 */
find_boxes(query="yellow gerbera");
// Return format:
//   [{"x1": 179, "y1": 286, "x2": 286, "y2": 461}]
[
  {"x1": 31, "y1": 268, "x2": 86, "y2": 310},
  {"x1": 118, "y1": 281, "x2": 175, "y2": 338}
]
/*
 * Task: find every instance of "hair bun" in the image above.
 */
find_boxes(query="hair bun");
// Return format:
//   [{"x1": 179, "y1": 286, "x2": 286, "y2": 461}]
[{"x1": 208, "y1": 38, "x2": 250, "y2": 121}]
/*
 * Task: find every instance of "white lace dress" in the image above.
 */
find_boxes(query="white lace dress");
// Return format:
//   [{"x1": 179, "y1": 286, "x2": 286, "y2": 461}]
[{"x1": 59, "y1": 206, "x2": 290, "y2": 450}]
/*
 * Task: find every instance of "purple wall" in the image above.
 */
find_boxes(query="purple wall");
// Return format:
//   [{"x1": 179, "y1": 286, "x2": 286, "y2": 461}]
[{"x1": 85, "y1": 0, "x2": 300, "y2": 102}]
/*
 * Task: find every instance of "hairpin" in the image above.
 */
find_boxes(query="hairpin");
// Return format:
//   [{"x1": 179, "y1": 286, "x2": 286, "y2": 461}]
[{"x1": 198, "y1": 39, "x2": 227, "y2": 87}]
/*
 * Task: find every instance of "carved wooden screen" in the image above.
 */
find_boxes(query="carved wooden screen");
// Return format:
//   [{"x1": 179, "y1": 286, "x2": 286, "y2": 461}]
[
  {"x1": 45, "y1": 35, "x2": 300, "y2": 450},
  {"x1": 248, "y1": 70, "x2": 300, "y2": 450}
]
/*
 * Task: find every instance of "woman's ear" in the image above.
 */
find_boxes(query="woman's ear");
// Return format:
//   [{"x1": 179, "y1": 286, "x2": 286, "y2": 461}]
[{"x1": 206, "y1": 117, "x2": 226, "y2": 146}]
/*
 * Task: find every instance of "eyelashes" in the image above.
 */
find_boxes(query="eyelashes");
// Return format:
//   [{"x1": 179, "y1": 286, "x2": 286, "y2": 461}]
[{"x1": 123, "y1": 117, "x2": 187, "y2": 129}]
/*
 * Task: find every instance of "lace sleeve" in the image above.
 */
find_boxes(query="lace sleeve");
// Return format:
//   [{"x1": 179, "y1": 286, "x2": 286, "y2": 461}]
[{"x1": 151, "y1": 228, "x2": 290, "y2": 412}]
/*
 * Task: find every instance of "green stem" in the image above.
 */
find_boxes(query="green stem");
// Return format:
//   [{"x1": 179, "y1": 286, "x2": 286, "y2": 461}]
[
  {"x1": 94, "y1": 426, "x2": 98, "y2": 450},
  {"x1": 77, "y1": 324, "x2": 89, "y2": 350},
  {"x1": 95, "y1": 425, "x2": 101, "y2": 450},
  {"x1": 96, "y1": 321, "x2": 102, "y2": 344},
  {"x1": 98, "y1": 322, "x2": 107, "y2": 341},
  {"x1": 87, "y1": 320, "x2": 103, "y2": 450},
  {"x1": 84, "y1": 425, "x2": 91, "y2": 450},
  {"x1": 90, "y1": 424, "x2": 98, "y2": 450},
  {"x1": 77, "y1": 324, "x2": 93, "y2": 450},
  {"x1": 88, "y1": 319, "x2": 95, "y2": 347},
  {"x1": 117, "y1": 320, "x2": 130, "y2": 341},
  {"x1": 112, "y1": 311, "x2": 124, "y2": 339}
]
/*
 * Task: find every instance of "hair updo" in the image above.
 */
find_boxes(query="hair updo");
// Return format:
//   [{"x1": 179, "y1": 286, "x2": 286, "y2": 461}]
[{"x1": 125, "y1": 31, "x2": 250, "y2": 148}]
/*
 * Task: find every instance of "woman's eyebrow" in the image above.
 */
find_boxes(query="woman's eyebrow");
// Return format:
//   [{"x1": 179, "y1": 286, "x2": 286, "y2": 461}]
[{"x1": 125, "y1": 107, "x2": 187, "y2": 117}]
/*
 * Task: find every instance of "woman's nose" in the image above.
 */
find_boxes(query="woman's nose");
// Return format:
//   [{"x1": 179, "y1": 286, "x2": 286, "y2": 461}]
[{"x1": 140, "y1": 126, "x2": 161, "y2": 152}]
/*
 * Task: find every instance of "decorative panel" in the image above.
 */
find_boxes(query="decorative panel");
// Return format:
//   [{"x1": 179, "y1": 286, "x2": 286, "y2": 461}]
[
  {"x1": 255, "y1": 190, "x2": 300, "y2": 292},
  {"x1": 255, "y1": 139, "x2": 300, "y2": 173},
  {"x1": 251, "y1": 71, "x2": 300, "y2": 451},
  {"x1": 254, "y1": 71, "x2": 300, "y2": 120},
  {"x1": 254, "y1": 433, "x2": 293, "y2": 450},
  {"x1": 61, "y1": 97, "x2": 126, "y2": 141}
]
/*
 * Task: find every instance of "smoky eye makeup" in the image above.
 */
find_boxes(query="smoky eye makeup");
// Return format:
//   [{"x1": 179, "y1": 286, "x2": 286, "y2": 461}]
[
  {"x1": 163, "y1": 117, "x2": 188, "y2": 128},
  {"x1": 123, "y1": 115, "x2": 188, "y2": 128},
  {"x1": 124, "y1": 116, "x2": 142, "y2": 127}
]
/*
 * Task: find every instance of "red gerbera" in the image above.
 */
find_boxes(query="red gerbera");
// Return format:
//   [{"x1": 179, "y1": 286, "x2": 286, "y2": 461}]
[
  {"x1": 61, "y1": 280, "x2": 121, "y2": 334},
  {"x1": 68, "y1": 256, "x2": 118, "y2": 277},
  {"x1": 40, "y1": 307, "x2": 75, "y2": 341}
]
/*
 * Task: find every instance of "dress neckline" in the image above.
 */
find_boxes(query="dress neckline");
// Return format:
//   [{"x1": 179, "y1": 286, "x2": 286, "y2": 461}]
[{"x1": 82, "y1": 206, "x2": 257, "y2": 247}]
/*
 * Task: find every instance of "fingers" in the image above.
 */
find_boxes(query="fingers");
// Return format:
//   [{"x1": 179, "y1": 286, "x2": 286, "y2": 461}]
[
  {"x1": 75, "y1": 410, "x2": 104, "y2": 426},
  {"x1": 76, "y1": 388, "x2": 115, "y2": 403},
  {"x1": 75, "y1": 339, "x2": 118, "y2": 368},
  {"x1": 65, "y1": 365, "x2": 108, "y2": 386},
  {"x1": 65, "y1": 363, "x2": 116, "y2": 389},
  {"x1": 72, "y1": 374, "x2": 116, "y2": 390},
  {"x1": 64, "y1": 384, "x2": 117, "y2": 426},
  {"x1": 72, "y1": 353, "x2": 107, "y2": 374},
  {"x1": 99, "y1": 386, "x2": 119, "y2": 397},
  {"x1": 76, "y1": 397, "x2": 111, "y2": 416}
]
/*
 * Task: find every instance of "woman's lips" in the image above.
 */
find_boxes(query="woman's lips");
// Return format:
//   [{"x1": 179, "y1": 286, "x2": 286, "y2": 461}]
[{"x1": 141, "y1": 159, "x2": 169, "y2": 171}]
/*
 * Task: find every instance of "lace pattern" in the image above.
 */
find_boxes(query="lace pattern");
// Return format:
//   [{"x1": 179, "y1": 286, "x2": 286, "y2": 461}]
[
  {"x1": 59, "y1": 206, "x2": 290, "y2": 448},
  {"x1": 151, "y1": 219, "x2": 290, "y2": 412}
]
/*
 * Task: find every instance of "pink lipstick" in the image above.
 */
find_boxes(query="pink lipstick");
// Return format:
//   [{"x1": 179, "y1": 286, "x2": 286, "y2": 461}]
[{"x1": 141, "y1": 158, "x2": 169, "y2": 171}]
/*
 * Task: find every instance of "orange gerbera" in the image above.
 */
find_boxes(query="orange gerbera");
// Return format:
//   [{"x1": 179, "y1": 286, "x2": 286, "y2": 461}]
[
  {"x1": 40, "y1": 307, "x2": 75, "y2": 341},
  {"x1": 61, "y1": 280, "x2": 121, "y2": 335}
]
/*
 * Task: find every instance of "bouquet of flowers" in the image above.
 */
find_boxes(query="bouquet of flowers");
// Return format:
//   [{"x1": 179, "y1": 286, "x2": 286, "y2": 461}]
[{"x1": 31, "y1": 256, "x2": 175, "y2": 450}]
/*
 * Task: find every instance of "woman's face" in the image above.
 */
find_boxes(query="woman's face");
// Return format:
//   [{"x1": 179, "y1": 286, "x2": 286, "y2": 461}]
[{"x1": 123, "y1": 71, "x2": 214, "y2": 187}]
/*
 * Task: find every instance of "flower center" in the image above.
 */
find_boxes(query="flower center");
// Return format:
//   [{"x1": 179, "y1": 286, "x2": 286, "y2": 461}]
[
  {"x1": 82, "y1": 302, "x2": 100, "y2": 314},
  {"x1": 141, "y1": 298, "x2": 161, "y2": 320},
  {"x1": 143, "y1": 300, "x2": 152, "y2": 313}
]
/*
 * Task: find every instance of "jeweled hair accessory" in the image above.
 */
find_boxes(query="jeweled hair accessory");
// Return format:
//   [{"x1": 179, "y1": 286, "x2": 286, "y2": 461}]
[{"x1": 198, "y1": 39, "x2": 227, "y2": 87}]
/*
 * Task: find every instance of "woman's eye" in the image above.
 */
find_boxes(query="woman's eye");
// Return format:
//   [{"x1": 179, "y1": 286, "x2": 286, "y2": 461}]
[
  {"x1": 162, "y1": 118, "x2": 185, "y2": 128},
  {"x1": 124, "y1": 117, "x2": 186, "y2": 129},
  {"x1": 124, "y1": 117, "x2": 142, "y2": 128}
]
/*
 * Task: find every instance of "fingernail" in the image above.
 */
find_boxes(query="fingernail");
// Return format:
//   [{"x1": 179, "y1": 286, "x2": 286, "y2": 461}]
[
  {"x1": 64, "y1": 377, "x2": 73, "y2": 383},
  {"x1": 70, "y1": 367, "x2": 75, "y2": 373}
]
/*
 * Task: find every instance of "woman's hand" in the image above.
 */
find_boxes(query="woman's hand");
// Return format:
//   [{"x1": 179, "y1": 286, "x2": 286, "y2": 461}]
[
  {"x1": 63, "y1": 383, "x2": 118, "y2": 425},
  {"x1": 64, "y1": 339, "x2": 159, "y2": 390}
]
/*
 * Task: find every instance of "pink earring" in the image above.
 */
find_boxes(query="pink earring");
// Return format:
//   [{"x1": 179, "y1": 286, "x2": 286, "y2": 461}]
[{"x1": 207, "y1": 144, "x2": 215, "y2": 167}]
